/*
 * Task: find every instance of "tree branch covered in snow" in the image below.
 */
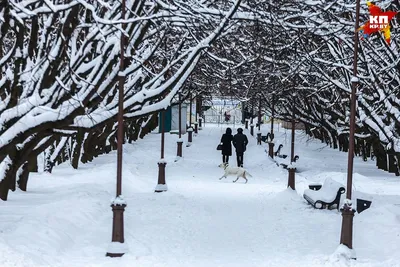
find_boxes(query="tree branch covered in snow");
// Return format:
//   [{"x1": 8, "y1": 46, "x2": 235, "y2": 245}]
[{"x1": 0, "y1": 0, "x2": 244, "y2": 200}]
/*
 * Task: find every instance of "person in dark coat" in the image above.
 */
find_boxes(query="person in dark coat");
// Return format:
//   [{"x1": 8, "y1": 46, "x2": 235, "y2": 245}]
[
  {"x1": 220, "y1": 127, "x2": 233, "y2": 165},
  {"x1": 232, "y1": 128, "x2": 248, "y2": 167}
]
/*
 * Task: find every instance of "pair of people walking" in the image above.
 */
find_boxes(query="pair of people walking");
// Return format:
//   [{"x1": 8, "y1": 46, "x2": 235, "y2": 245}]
[{"x1": 220, "y1": 127, "x2": 248, "y2": 167}]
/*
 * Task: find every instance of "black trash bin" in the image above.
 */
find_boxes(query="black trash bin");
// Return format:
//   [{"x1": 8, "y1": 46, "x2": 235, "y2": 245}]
[
  {"x1": 308, "y1": 184, "x2": 322, "y2": 191},
  {"x1": 357, "y1": 199, "x2": 372, "y2": 213}
]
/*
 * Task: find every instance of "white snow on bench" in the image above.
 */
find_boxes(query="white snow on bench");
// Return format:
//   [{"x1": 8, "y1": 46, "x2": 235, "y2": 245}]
[{"x1": 304, "y1": 178, "x2": 345, "y2": 203}]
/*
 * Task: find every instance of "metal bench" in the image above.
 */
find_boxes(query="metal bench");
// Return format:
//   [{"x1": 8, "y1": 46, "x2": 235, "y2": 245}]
[
  {"x1": 261, "y1": 132, "x2": 274, "y2": 143},
  {"x1": 274, "y1": 144, "x2": 287, "y2": 158},
  {"x1": 280, "y1": 155, "x2": 299, "y2": 169},
  {"x1": 303, "y1": 178, "x2": 345, "y2": 210}
]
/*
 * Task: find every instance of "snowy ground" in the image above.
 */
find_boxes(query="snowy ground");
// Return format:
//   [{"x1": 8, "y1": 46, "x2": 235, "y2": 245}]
[{"x1": 1, "y1": 122, "x2": 400, "y2": 267}]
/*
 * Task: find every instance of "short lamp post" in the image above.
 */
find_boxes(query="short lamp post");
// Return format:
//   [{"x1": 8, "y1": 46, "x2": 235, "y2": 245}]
[
  {"x1": 189, "y1": 93, "x2": 193, "y2": 128},
  {"x1": 155, "y1": 109, "x2": 168, "y2": 193},
  {"x1": 186, "y1": 127, "x2": 193, "y2": 147},
  {"x1": 177, "y1": 94, "x2": 183, "y2": 158},
  {"x1": 197, "y1": 96, "x2": 203, "y2": 130}
]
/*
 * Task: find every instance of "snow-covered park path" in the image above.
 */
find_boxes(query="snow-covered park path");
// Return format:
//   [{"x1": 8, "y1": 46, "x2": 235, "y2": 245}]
[{"x1": 1, "y1": 123, "x2": 400, "y2": 267}]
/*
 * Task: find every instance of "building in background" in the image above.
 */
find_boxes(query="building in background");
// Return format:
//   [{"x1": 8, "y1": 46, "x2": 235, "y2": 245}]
[
  {"x1": 158, "y1": 104, "x2": 187, "y2": 134},
  {"x1": 202, "y1": 97, "x2": 242, "y2": 125}
]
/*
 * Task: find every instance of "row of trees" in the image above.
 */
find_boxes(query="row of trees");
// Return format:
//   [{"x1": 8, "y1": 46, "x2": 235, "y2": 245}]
[
  {"x1": 272, "y1": 0, "x2": 400, "y2": 175},
  {"x1": 0, "y1": 0, "x2": 244, "y2": 200},
  {"x1": 1, "y1": 0, "x2": 400, "y2": 201},
  {"x1": 191, "y1": 0, "x2": 400, "y2": 175}
]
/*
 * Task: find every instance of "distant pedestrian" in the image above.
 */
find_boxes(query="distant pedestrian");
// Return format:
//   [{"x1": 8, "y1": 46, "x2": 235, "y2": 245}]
[
  {"x1": 224, "y1": 111, "x2": 231, "y2": 122},
  {"x1": 233, "y1": 128, "x2": 248, "y2": 167},
  {"x1": 220, "y1": 127, "x2": 233, "y2": 165}
]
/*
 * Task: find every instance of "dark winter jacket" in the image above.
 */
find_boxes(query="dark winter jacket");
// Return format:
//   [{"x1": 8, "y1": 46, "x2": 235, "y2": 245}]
[
  {"x1": 233, "y1": 132, "x2": 248, "y2": 154},
  {"x1": 220, "y1": 129, "x2": 233, "y2": 156}
]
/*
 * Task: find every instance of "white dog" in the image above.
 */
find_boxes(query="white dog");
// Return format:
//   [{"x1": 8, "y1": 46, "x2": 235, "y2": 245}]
[{"x1": 218, "y1": 163, "x2": 253, "y2": 183}]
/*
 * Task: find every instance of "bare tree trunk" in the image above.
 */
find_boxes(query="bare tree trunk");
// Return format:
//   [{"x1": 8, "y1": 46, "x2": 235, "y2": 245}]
[
  {"x1": 342, "y1": 136, "x2": 349, "y2": 152},
  {"x1": 373, "y1": 141, "x2": 388, "y2": 171},
  {"x1": 18, "y1": 136, "x2": 57, "y2": 192},
  {"x1": 71, "y1": 130, "x2": 85, "y2": 169},
  {"x1": 44, "y1": 143, "x2": 55, "y2": 172},
  {"x1": 365, "y1": 141, "x2": 372, "y2": 158},
  {"x1": 361, "y1": 139, "x2": 367, "y2": 161},
  {"x1": 0, "y1": 156, "x2": 13, "y2": 200},
  {"x1": 354, "y1": 139, "x2": 358, "y2": 156},
  {"x1": 338, "y1": 134, "x2": 344, "y2": 151},
  {"x1": 45, "y1": 137, "x2": 69, "y2": 173},
  {"x1": 127, "y1": 122, "x2": 136, "y2": 143},
  {"x1": 8, "y1": 147, "x2": 17, "y2": 192},
  {"x1": 17, "y1": 152, "x2": 40, "y2": 191},
  {"x1": 17, "y1": 162, "x2": 29, "y2": 192},
  {"x1": 139, "y1": 114, "x2": 158, "y2": 139},
  {"x1": 109, "y1": 131, "x2": 118, "y2": 151},
  {"x1": 30, "y1": 155, "x2": 38, "y2": 172},
  {"x1": 388, "y1": 155, "x2": 396, "y2": 174},
  {"x1": 81, "y1": 131, "x2": 96, "y2": 164},
  {"x1": 331, "y1": 133, "x2": 338, "y2": 149},
  {"x1": 396, "y1": 155, "x2": 400, "y2": 176}
]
